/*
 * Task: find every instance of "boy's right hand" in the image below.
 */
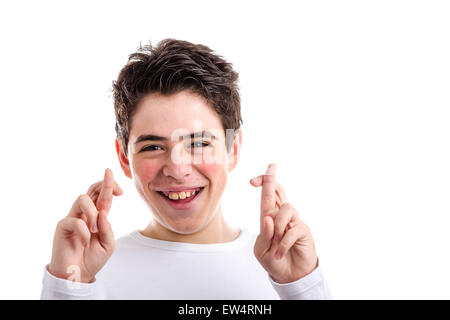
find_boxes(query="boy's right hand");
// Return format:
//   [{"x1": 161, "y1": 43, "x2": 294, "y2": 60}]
[{"x1": 47, "y1": 168, "x2": 123, "y2": 283}]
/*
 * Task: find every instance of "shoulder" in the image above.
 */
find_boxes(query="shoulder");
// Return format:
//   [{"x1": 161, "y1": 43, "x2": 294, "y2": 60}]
[
  {"x1": 241, "y1": 228, "x2": 259, "y2": 243},
  {"x1": 113, "y1": 230, "x2": 143, "y2": 251},
  {"x1": 115, "y1": 231, "x2": 136, "y2": 245}
]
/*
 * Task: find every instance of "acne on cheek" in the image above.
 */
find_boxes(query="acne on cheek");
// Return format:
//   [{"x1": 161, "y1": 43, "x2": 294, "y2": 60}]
[
  {"x1": 135, "y1": 162, "x2": 159, "y2": 185},
  {"x1": 200, "y1": 163, "x2": 225, "y2": 180},
  {"x1": 200, "y1": 163, "x2": 228, "y2": 198}
]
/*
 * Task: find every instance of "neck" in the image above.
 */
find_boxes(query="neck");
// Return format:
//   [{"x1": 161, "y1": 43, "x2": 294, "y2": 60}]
[{"x1": 140, "y1": 209, "x2": 240, "y2": 244}]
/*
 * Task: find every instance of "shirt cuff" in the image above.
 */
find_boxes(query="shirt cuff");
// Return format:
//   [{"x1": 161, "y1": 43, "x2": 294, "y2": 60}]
[
  {"x1": 40, "y1": 264, "x2": 96, "y2": 299},
  {"x1": 268, "y1": 265, "x2": 332, "y2": 300}
]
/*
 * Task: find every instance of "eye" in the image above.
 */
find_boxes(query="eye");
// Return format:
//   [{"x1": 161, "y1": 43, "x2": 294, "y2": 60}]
[
  {"x1": 140, "y1": 145, "x2": 163, "y2": 152},
  {"x1": 191, "y1": 141, "x2": 210, "y2": 148}
]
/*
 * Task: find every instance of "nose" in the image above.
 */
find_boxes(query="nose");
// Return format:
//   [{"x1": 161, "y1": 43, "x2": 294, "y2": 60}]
[
  {"x1": 162, "y1": 160, "x2": 193, "y2": 180},
  {"x1": 162, "y1": 141, "x2": 195, "y2": 180}
]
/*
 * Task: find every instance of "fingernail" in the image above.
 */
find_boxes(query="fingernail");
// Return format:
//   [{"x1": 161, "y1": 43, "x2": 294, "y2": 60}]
[
  {"x1": 92, "y1": 224, "x2": 98, "y2": 233},
  {"x1": 84, "y1": 241, "x2": 90, "y2": 248},
  {"x1": 273, "y1": 234, "x2": 279, "y2": 242},
  {"x1": 275, "y1": 250, "x2": 282, "y2": 259}
]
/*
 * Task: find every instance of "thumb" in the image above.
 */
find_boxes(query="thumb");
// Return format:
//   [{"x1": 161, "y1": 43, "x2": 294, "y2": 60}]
[
  {"x1": 254, "y1": 215, "x2": 275, "y2": 259},
  {"x1": 97, "y1": 210, "x2": 115, "y2": 252}
]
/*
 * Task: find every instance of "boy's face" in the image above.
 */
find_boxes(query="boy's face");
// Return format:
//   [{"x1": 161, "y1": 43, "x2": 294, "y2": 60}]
[{"x1": 116, "y1": 90, "x2": 241, "y2": 235}]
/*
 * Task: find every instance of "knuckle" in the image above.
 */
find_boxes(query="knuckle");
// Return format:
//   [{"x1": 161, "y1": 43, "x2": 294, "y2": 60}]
[
  {"x1": 273, "y1": 229, "x2": 282, "y2": 239},
  {"x1": 274, "y1": 221, "x2": 284, "y2": 235},
  {"x1": 281, "y1": 202, "x2": 293, "y2": 210},
  {"x1": 266, "y1": 208, "x2": 277, "y2": 218},
  {"x1": 273, "y1": 219, "x2": 280, "y2": 229},
  {"x1": 73, "y1": 218, "x2": 87, "y2": 230},
  {"x1": 97, "y1": 198, "x2": 109, "y2": 209},
  {"x1": 253, "y1": 241, "x2": 263, "y2": 260},
  {"x1": 78, "y1": 195, "x2": 96, "y2": 214},
  {"x1": 77, "y1": 194, "x2": 89, "y2": 204},
  {"x1": 297, "y1": 222, "x2": 311, "y2": 235},
  {"x1": 56, "y1": 218, "x2": 67, "y2": 229},
  {"x1": 273, "y1": 215, "x2": 289, "y2": 232},
  {"x1": 69, "y1": 218, "x2": 89, "y2": 234},
  {"x1": 278, "y1": 241, "x2": 288, "y2": 253}
]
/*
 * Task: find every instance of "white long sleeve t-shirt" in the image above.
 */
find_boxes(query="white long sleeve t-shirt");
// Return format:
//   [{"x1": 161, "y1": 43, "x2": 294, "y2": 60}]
[{"x1": 40, "y1": 228, "x2": 332, "y2": 300}]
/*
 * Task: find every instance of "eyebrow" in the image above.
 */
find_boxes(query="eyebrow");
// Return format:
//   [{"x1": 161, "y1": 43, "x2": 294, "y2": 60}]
[{"x1": 134, "y1": 130, "x2": 218, "y2": 145}]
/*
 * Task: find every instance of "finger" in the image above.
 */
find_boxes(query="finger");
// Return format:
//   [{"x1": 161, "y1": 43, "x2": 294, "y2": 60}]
[
  {"x1": 96, "y1": 168, "x2": 114, "y2": 215},
  {"x1": 68, "y1": 194, "x2": 99, "y2": 233},
  {"x1": 97, "y1": 209, "x2": 115, "y2": 251},
  {"x1": 275, "y1": 192, "x2": 283, "y2": 209},
  {"x1": 87, "y1": 181, "x2": 103, "y2": 206},
  {"x1": 250, "y1": 175, "x2": 286, "y2": 206},
  {"x1": 87, "y1": 180, "x2": 123, "y2": 199},
  {"x1": 276, "y1": 182, "x2": 287, "y2": 204},
  {"x1": 254, "y1": 215, "x2": 275, "y2": 259},
  {"x1": 88, "y1": 186, "x2": 122, "y2": 207},
  {"x1": 58, "y1": 217, "x2": 91, "y2": 248},
  {"x1": 252, "y1": 181, "x2": 283, "y2": 209},
  {"x1": 273, "y1": 203, "x2": 296, "y2": 240},
  {"x1": 260, "y1": 163, "x2": 277, "y2": 216},
  {"x1": 113, "y1": 182, "x2": 124, "y2": 196},
  {"x1": 275, "y1": 222, "x2": 310, "y2": 259},
  {"x1": 275, "y1": 198, "x2": 281, "y2": 210},
  {"x1": 249, "y1": 175, "x2": 263, "y2": 187},
  {"x1": 87, "y1": 181, "x2": 102, "y2": 197}
]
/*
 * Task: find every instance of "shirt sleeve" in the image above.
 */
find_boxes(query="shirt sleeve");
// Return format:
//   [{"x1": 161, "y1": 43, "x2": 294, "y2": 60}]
[
  {"x1": 40, "y1": 265, "x2": 97, "y2": 300},
  {"x1": 268, "y1": 265, "x2": 333, "y2": 300}
]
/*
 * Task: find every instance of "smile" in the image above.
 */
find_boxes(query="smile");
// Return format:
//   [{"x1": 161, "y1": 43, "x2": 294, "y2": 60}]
[
  {"x1": 160, "y1": 188, "x2": 202, "y2": 200},
  {"x1": 156, "y1": 187, "x2": 205, "y2": 209}
]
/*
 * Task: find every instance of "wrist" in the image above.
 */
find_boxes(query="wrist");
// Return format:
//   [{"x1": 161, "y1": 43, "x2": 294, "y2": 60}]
[
  {"x1": 47, "y1": 264, "x2": 94, "y2": 284},
  {"x1": 270, "y1": 257, "x2": 319, "y2": 284}
]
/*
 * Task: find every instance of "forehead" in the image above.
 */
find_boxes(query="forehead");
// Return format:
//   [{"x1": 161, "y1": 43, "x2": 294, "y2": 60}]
[{"x1": 129, "y1": 91, "x2": 224, "y2": 138}]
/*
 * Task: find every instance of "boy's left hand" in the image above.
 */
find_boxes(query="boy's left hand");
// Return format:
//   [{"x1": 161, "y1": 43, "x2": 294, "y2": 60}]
[{"x1": 250, "y1": 163, "x2": 319, "y2": 284}]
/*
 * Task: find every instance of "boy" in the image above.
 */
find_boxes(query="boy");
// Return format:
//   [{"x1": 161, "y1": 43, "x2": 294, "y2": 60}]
[{"x1": 41, "y1": 39, "x2": 332, "y2": 299}]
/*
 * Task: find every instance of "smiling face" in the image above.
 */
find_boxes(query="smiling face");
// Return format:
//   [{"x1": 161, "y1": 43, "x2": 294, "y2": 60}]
[{"x1": 115, "y1": 90, "x2": 242, "y2": 240}]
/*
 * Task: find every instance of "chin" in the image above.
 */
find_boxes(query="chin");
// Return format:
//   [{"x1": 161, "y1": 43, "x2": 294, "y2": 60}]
[{"x1": 166, "y1": 219, "x2": 205, "y2": 235}]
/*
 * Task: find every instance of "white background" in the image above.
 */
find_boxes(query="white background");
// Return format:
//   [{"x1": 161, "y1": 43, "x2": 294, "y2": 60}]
[{"x1": 0, "y1": 0, "x2": 449, "y2": 299}]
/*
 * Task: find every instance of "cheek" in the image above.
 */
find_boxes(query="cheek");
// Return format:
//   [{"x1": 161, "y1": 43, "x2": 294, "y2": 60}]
[
  {"x1": 133, "y1": 160, "x2": 159, "y2": 185},
  {"x1": 200, "y1": 163, "x2": 227, "y2": 187}
]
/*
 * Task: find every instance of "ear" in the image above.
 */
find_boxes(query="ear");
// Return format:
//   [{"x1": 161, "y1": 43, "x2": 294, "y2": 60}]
[
  {"x1": 227, "y1": 128, "x2": 243, "y2": 172},
  {"x1": 115, "y1": 138, "x2": 132, "y2": 179}
]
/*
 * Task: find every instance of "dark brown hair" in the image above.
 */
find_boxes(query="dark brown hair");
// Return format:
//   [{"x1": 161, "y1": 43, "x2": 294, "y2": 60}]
[{"x1": 112, "y1": 38, "x2": 242, "y2": 157}]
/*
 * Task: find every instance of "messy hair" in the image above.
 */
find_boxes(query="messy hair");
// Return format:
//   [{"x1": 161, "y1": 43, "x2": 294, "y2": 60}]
[{"x1": 112, "y1": 38, "x2": 242, "y2": 157}]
